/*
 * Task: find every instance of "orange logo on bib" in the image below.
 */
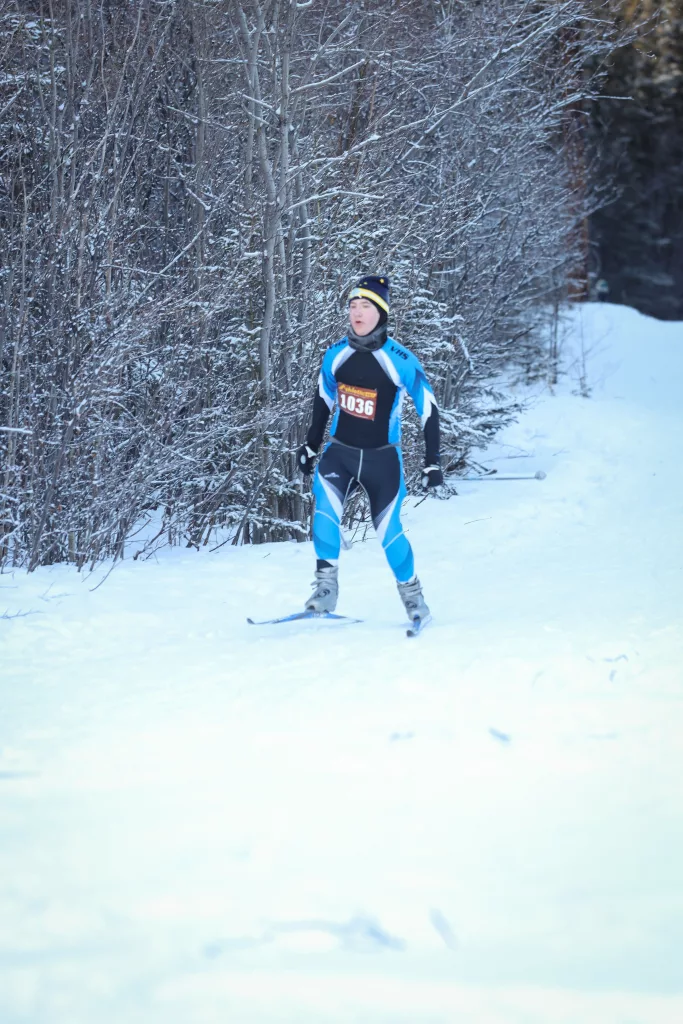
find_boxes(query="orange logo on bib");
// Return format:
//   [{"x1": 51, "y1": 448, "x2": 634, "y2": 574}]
[{"x1": 337, "y1": 383, "x2": 378, "y2": 421}]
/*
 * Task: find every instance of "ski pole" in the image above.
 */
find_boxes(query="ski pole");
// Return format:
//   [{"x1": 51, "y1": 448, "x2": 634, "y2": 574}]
[{"x1": 459, "y1": 470, "x2": 546, "y2": 482}]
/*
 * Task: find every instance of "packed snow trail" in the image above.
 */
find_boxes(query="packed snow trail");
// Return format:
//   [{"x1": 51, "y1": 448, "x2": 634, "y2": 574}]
[{"x1": 1, "y1": 304, "x2": 682, "y2": 1023}]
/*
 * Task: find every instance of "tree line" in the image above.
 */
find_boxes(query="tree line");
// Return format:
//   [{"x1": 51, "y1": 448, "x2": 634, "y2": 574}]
[
  {"x1": 590, "y1": 0, "x2": 683, "y2": 319},
  {"x1": 1, "y1": 0, "x2": 619, "y2": 570}
]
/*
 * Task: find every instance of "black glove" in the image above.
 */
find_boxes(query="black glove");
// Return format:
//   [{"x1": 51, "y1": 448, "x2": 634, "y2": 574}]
[
  {"x1": 296, "y1": 443, "x2": 318, "y2": 476},
  {"x1": 421, "y1": 464, "x2": 444, "y2": 489}
]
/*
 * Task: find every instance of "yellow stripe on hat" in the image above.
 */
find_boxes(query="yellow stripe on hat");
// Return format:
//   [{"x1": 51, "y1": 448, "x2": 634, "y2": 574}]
[{"x1": 348, "y1": 286, "x2": 389, "y2": 313}]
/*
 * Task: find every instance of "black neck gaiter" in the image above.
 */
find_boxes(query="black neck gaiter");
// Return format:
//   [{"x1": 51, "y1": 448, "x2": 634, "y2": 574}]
[{"x1": 347, "y1": 322, "x2": 388, "y2": 353}]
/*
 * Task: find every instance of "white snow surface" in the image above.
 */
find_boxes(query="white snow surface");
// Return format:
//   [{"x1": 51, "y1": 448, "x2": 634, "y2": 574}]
[{"x1": 1, "y1": 303, "x2": 682, "y2": 1023}]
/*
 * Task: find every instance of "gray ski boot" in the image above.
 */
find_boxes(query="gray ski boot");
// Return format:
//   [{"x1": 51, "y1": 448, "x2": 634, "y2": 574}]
[
  {"x1": 305, "y1": 565, "x2": 339, "y2": 614},
  {"x1": 397, "y1": 575, "x2": 430, "y2": 622}
]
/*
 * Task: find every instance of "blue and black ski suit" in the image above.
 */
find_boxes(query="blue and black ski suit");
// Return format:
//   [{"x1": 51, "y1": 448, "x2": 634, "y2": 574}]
[{"x1": 306, "y1": 334, "x2": 440, "y2": 583}]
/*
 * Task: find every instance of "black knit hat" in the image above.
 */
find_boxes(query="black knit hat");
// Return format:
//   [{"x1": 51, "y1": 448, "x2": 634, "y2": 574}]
[{"x1": 348, "y1": 275, "x2": 390, "y2": 324}]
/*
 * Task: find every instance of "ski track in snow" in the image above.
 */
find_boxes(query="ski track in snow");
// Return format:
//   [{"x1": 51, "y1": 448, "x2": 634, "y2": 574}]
[{"x1": 1, "y1": 304, "x2": 682, "y2": 1023}]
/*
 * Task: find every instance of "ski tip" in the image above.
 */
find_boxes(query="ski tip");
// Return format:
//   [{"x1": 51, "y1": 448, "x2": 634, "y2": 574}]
[{"x1": 406, "y1": 613, "x2": 432, "y2": 637}]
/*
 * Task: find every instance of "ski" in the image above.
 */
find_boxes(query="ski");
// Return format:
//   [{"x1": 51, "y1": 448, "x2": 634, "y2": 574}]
[
  {"x1": 247, "y1": 610, "x2": 362, "y2": 626},
  {"x1": 406, "y1": 613, "x2": 431, "y2": 638}
]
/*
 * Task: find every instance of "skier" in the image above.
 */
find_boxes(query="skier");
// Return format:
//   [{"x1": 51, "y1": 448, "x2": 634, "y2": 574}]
[{"x1": 296, "y1": 275, "x2": 443, "y2": 623}]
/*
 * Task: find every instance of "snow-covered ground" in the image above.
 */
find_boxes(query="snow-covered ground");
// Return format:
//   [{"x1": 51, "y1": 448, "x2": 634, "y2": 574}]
[{"x1": 1, "y1": 303, "x2": 682, "y2": 1023}]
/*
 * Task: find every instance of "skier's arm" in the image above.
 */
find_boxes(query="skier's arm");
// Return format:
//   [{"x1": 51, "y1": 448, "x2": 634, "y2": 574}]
[
  {"x1": 305, "y1": 352, "x2": 337, "y2": 452},
  {"x1": 404, "y1": 356, "x2": 441, "y2": 469},
  {"x1": 422, "y1": 402, "x2": 440, "y2": 469}
]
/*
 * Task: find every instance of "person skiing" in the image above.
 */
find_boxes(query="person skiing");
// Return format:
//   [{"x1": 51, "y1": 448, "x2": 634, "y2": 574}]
[{"x1": 296, "y1": 275, "x2": 443, "y2": 623}]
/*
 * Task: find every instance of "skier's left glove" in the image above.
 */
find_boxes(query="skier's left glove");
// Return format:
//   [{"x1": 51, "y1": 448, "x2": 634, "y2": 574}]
[
  {"x1": 296, "y1": 443, "x2": 318, "y2": 476},
  {"x1": 421, "y1": 464, "x2": 444, "y2": 489}
]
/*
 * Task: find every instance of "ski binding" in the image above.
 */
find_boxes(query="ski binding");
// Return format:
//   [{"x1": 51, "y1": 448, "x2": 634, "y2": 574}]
[{"x1": 406, "y1": 613, "x2": 431, "y2": 637}]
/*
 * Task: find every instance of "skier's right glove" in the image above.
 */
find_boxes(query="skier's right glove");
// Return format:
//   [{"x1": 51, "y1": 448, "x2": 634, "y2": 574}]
[
  {"x1": 421, "y1": 464, "x2": 444, "y2": 489},
  {"x1": 296, "y1": 443, "x2": 318, "y2": 476}
]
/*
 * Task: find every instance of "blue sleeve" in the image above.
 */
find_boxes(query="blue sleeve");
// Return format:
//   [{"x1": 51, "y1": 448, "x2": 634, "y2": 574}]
[
  {"x1": 402, "y1": 353, "x2": 437, "y2": 426},
  {"x1": 401, "y1": 352, "x2": 441, "y2": 466},
  {"x1": 318, "y1": 347, "x2": 338, "y2": 410}
]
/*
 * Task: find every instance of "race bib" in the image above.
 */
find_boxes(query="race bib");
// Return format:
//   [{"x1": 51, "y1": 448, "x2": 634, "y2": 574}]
[{"x1": 337, "y1": 383, "x2": 378, "y2": 421}]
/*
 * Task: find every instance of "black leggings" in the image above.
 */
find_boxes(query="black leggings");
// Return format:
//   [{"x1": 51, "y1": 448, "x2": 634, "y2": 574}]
[{"x1": 312, "y1": 441, "x2": 414, "y2": 582}]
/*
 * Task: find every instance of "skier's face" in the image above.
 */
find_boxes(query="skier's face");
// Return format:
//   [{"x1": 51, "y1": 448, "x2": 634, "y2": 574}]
[{"x1": 349, "y1": 298, "x2": 381, "y2": 336}]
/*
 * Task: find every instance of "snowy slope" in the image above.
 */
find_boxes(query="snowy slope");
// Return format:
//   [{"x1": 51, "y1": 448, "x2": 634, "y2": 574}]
[{"x1": 1, "y1": 303, "x2": 682, "y2": 1024}]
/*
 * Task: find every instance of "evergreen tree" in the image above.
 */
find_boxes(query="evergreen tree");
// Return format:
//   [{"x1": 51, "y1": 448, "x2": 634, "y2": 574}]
[{"x1": 590, "y1": 1, "x2": 683, "y2": 318}]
